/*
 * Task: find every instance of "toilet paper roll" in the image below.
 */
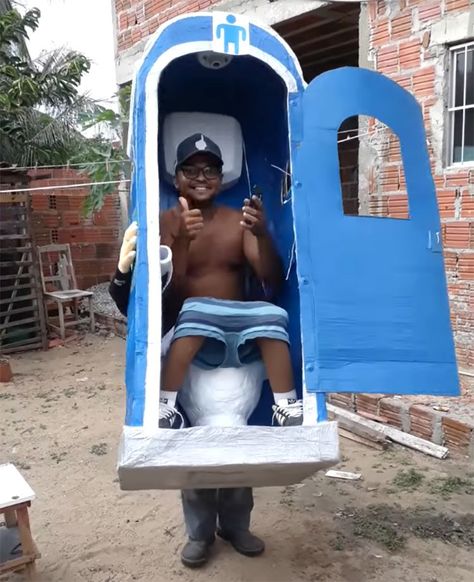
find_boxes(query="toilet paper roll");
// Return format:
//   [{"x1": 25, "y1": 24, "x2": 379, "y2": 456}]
[{"x1": 160, "y1": 245, "x2": 173, "y2": 291}]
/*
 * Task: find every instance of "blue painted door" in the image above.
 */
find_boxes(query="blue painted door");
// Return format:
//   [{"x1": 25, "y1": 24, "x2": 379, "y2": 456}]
[{"x1": 292, "y1": 67, "x2": 459, "y2": 396}]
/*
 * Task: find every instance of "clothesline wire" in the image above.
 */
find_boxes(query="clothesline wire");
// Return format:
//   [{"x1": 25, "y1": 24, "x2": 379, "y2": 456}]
[
  {"x1": 0, "y1": 159, "x2": 132, "y2": 172},
  {"x1": 0, "y1": 179, "x2": 130, "y2": 194}
]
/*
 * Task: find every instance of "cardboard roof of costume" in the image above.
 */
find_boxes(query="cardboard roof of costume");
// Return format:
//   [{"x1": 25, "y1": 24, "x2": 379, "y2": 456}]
[{"x1": 118, "y1": 11, "x2": 459, "y2": 491}]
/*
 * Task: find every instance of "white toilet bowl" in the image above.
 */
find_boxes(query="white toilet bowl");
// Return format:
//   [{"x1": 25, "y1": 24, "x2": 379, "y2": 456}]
[{"x1": 179, "y1": 362, "x2": 265, "y2": 427}]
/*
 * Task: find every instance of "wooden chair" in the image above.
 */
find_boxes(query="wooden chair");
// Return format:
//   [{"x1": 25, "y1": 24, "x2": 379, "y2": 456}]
[
  {"x1": 37, "y1": 244, "x2": 94, "y2": 340},
  {"x1": 0, "y1": 463, "x2": 40, "y2": 579}
]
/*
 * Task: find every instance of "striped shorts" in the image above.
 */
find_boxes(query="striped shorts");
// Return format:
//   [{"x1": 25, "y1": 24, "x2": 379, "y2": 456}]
[{"x1": 171, "y1": 297, "x2": 290, "y2": 370}]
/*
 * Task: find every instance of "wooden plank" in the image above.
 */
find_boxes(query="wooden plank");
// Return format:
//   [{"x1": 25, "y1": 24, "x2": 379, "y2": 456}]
[
  {"x1": 27, "y1": 196, "x2": 48, "y2": 351},
  {"x1": 339, "y1": 427, "x2": 388, "y2": 451},
  {"x1": 0, "y1": 250, "x2": 32, "y2": 257},
  {"x1": 0, "y1": 245, "x2": 33, "y2": 253},
  {"x1": 42, "y1": 275, "x2": 64, "y2": 283},
  {"x1": 1, "y1": 332, "x2": 42, "y2": 351},
  {"x1": 0, "y1": 234, "x2": 30, "y2": 240},
  {"x1": 0, "y1": 305, "x2": 37, "y2": 318},
  {"x1": 0, "y1": 273, "x2": 33, "y2": 282},
  {"x1": 0, "y1": 293, "x2": 37, "y2": 305},
  {"x1": 326, "y1": 470, "x2": 362, "y2": 481},
  {"x1": 0, "y1": 283, "x2": 35, "y2": 292},
  {"x1": 328, "y1": 406, "x2": 389, "y2": 445},
  {"x1": 328, "y1": 404, "x2": 449, "y2": 459},
  {"x1": 0, "y1": 222, "x2": 28, "y2": 229},
  {"x1": 1, "y1": 340, "x2": 43, "y2": 354},
  {"x1": 0, "y1": 464, "x2": 35, "y2": 509},
  {"x1": 0, "y1": 210, "x2": 28, "y2": 220},
  {"x1": 0, "y1": 260, "x2": 33, "y2": 267},
  {"x1": 0, "y1": 554, "x2": 37, "y2": 575},
  {"x1": 0, "y1": 316, "x2": 39, "y2": 331},
  {"x1": 0, "y1": 193, "x2": 28, "y2": 203}
]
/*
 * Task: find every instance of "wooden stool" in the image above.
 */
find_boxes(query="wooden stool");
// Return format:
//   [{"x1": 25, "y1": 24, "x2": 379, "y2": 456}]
[{"x1": 0, "y1": 464, "x2": 40, "y2": 579}]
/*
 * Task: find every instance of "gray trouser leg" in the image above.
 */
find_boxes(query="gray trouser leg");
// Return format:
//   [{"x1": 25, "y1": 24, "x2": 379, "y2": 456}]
[
  {"x1": 217, "y1": 487, "x2": 254, "y2": 534},
  {"x1": 181, "y1": 489, "x2": 218, "y2": 541}
]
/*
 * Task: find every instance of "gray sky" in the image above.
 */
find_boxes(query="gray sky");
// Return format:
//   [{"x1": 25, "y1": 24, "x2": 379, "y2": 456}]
[{"x1": 23, "y1": 0, "x2": 117, "y2": 107}]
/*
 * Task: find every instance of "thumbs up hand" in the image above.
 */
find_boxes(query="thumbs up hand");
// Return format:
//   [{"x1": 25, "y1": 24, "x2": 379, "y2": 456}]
[{"x1": 178, "y1": 197, "x2": 204, "y2": 240}]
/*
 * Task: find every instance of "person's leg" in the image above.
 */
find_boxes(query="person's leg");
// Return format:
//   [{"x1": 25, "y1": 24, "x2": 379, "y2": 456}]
[
  {"x1": 255, "y1": 338, "x2": 303, "y2": 426},
  {"x1": 217, "y1": 488, "x2": 264, "y2": 556},
  {"x1": 180, "y1": 488, "x2": 217, "y2": 567},
  {"x1": 255, "y1": 338, "x2": 294, "y2": 393},
  {"x1": 162, "y1": 336, "x2": 205, "y2": 391},
  {"x1": 159, "y1": 336, "x2": 204, "y2": 428}
]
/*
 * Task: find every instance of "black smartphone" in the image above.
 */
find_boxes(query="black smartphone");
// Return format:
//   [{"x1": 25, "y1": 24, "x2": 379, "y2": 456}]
[{"x1": 249, "y1": 185, "x2": 263, "y2": 207}]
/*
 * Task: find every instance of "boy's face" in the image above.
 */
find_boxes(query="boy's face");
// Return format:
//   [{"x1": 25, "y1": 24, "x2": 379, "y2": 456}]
[{"x1": 175, "y1": 153, "x2": 223, "y2": 205}]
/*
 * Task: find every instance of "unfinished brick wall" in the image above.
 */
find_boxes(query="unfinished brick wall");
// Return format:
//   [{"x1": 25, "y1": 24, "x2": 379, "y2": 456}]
[
  {"x1": 29, "y1": 169, "x2": 122, "y2": 289},
  {"x1": 115, "y1": 0, "x2": 221, "y2": 51},
  {"x1": 115, "y1": 0, "x2": 473, "y2": 391},
  {"x1": 367, "y1": 0, "x2": 474, "y2": 391}
]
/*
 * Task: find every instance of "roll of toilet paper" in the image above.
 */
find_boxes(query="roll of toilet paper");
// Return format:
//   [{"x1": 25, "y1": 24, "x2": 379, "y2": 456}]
[{"x1": 160, "y1": 245, "x2": 173, "y2": 291}]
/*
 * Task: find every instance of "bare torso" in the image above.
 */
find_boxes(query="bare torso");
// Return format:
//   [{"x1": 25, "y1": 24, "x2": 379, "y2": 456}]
[{"x1": 160, "y1": 205, "x2": 247, "y2": 324}]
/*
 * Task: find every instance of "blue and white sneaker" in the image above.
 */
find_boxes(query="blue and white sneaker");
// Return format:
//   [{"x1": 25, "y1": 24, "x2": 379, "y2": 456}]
[
  {"x1": 272, "y1": 399, "x2": 304, "y2": 426},
  {"x1": 159, "y1": 402, "x2": 184, "y2": 429}
]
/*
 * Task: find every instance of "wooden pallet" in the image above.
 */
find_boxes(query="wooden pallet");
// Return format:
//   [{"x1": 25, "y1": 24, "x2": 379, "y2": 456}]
[{"x1": 0, "y1": 192, "x2": 48, "y2": 354}]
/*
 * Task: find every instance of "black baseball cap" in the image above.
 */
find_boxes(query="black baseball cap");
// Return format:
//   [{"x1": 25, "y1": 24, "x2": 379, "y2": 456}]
[{"x1": 175, "y1": 133, "x2": 223, "y2": 168}]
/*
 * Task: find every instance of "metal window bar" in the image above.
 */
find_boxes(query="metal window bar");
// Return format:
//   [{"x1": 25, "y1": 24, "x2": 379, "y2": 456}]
[{"x1": 448, "y1": 41, "x2": 474, "y2": 166}]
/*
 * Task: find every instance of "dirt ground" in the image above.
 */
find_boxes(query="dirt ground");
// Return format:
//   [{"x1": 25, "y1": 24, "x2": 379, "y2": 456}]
[{"x1": 1, "y1": 334, "x2": 473, "y2": 582}]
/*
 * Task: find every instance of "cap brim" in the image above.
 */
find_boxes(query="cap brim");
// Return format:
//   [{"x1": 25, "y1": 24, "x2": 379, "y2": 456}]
[{"x1": 178, "y1": 150, "x2": 223, "y2": 167}]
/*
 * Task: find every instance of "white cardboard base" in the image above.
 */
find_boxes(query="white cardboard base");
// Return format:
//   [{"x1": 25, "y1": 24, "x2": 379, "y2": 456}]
[{"x1": 118, "y1": 421, "x2": 340, "y2": 490}]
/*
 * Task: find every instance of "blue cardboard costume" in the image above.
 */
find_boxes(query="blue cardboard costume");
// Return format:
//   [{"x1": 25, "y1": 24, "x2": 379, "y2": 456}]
[{"x1": 117, "y1": 11, "x2": 459, "y2": 491}]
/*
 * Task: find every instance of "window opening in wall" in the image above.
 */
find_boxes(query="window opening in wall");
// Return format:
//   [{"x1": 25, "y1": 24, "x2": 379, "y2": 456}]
[
  {"x1": 448, "y1": 41, "x2": 474, "y2": 165},
  {"x1": 338, "y1": 116, "x2": 409, "y2": 219}
]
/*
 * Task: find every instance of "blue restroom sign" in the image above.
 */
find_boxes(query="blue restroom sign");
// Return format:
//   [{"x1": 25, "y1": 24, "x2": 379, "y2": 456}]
[{"x1": 213, "y1": 13, "x2": 250, "y2": 55}]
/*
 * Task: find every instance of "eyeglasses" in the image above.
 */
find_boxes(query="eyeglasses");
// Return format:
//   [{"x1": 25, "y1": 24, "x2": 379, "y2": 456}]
[{"x1": 179, "y1": 165, "x2": 222, "y2": 180}]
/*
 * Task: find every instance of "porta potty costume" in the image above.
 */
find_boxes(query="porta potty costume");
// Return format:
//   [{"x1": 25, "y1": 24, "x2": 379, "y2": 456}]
[{"x1": 117, "y1": 12, "x2": 460, "y2": 491}]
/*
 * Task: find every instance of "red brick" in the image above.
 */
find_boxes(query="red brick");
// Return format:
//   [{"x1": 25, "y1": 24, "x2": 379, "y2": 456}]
[
  {"x1": 418, "y1": 2, "x2": 442, "y2": 22},
  {"x1": 442, "y1": 417, "x2": 473, "y2": 452},
  {"x1": 328, "y1": 393, "x2": 354, "y2": 411},
  {"x1": 399, "y1": 39, "x2": 421, "y2": 70},
  {"x1": 436, "y1": 189, "x2": 457, "y2": 218},
  {"x1": 379, "y1": 399, "x2": 403, "y2": 429},
  {"x1": 388, "y1": 194, "x2": 410, "y2": 218},
  {"x1": 61, "y1": 211, "x2": 82, "y2": 227},
  {"x1": 372, "y1": 19, "x2": 390, "y2": 46},
  {"x1": 381, "y1": 165, "x2": 401, "y2": 192},
  {"x1": 444, "y1": 251, "x2": 459, "y2": 274},
  {"x1": 392, "y1": 73, "x2": 412, "y2": 92},
  {"x1": 31, "y1": 194, "x2": 49, "y2": 210},
  {"x1": 355, "y1": 394, "x2": 382, "y2": 415},
  {"x1": 412, "y1": 66, "x2": 435, "y2": 96},
  {"x1": 461, "y1": 192, "x2": 474, "y2": 218},
  {"x1": 377, "y1": 45, "x2": 399, "y2": 74},
  {"x1": 458, "y1": 254, "x2": 474, "y2": 279},
  {"x1": 446, "y1": 0, "x2": 470, "y2": 11},
  {"x1": 443, "y1": 223, "x2": 470, "y2": 248},
  {"x1": 391, "y1": 13, "x2": 412, "y2": 40},
  {"x1": 444, "y1": 171, "x2": 470, "y2": 188},
  {"x1": 369, "y1": 196, "x2": 389, "y2": 217}
]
